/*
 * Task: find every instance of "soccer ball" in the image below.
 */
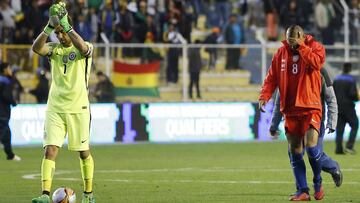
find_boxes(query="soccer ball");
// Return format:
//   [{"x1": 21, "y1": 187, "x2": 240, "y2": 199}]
[{"x1": 52, "y1": 187, "x2": 76, "y2": 203}]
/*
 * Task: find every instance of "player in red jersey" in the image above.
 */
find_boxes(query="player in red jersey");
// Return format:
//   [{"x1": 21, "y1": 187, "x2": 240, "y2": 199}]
[{"x1": 259, "y1": 25, "x2": 325, "y2": 201}]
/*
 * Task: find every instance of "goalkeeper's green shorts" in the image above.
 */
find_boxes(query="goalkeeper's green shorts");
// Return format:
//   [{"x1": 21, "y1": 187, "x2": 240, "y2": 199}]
[{"x1": 44, "y1": 111, "x2": 91, "y2": 151}]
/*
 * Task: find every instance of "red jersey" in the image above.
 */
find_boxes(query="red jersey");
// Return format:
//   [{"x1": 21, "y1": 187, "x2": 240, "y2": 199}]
[{"x1": 259, "y1": 35, "x2": 325, "y2": 116}]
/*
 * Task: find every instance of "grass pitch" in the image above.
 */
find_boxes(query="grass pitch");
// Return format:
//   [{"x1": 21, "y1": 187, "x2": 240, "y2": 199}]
[{"x1": 1, "y1": 141, "x2": 359, "y2": 203}]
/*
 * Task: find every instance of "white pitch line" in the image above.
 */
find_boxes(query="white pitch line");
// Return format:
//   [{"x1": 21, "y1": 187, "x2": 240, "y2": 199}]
[
  {"x1": 23, "y1": 176, "x2": 360, "y2": 185},
  {"x1": 21, "y1": 167, "x2": 360, "y2": 178},
  {"x1": 21, "y1": 168, "x2": 360, "y2": 185}
]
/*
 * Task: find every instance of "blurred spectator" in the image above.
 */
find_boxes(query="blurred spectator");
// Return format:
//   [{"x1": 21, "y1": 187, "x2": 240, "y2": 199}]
[
  {"x1": 114, "y1": 1, "x2": 135, "y2": 57},
  {"x1": 25, "y1": 0, "x2": 45, "y2": 37},
  {"x1": 27, "y1": 68, "x2": 49, "y2": 104},
  {"x1": 10, "y1": 0, "x2": 21, "y2": 13},
  {"x1": 165, "y1": 23, "x2": 181, "y2": 84},
  {"x1": 224, "y1": 14, "x2": 244, "y2": 70},
  {"x1": 203, "y1": 0, "x2": 219, "y2": 28},
  {"x1": 11, "y1": 67, "x2": 23, "y2": 104},
  {"x1": 116, "y1": 1, "x2": 134, "y2": 39},
  {"x1": 299, "y1": 0, "x2": 314, "y2": 29},
  {"x1": 215, "y1": 0, "x2": 231, "y2": 26},
  {"x1": 134, "y1": 0, "x2": 148, "y2": 43},
  {"x1": 0, "y1": 0, "x2": 16, "y2": 43},
  {"x1": 175, "y1": 2, "x2": 193, "y2": 43},
  {"x1": 188, "y1": 40, "x2": 202, "y2": 99},
  {"x1": 75, "y1": 14, "x2": 92, "y2": 41},
  {"x1": 141, "y1": 32, "x2": 162, "y2": 63},
  {"x1": 204, "y1": 27, "x2": 220, "y2": 70},
  {"x1": 88, "y1": 0, "x2": 103, "y2": 10},
  {"x1": 263, "y1": 0, "x2": 280, "y2": 41},
  {"x1": 99, "y1": 0, "x2": 119, "y2": 41},
  {"x1": 94, "y1": 71, "x2": 115, "y2": 103},
  {"x1": 279, "y1": 0, "x2": 305, "y2": 29},
  {"x1": 89, "y1": 7, "x2": 99, "y2": 42},
  {"x1": 315, "y1": 0, "x2": 336, "y2": 45},
  {"x1": 0, "y1": 11, "x2": 3, "y2": 40},
  {"x1": 0, "y1": 62, "x2": 21, "y2": 161},
  {"x1": 190, "y1": 0, "x2": 202, "y2": 28},
  {"x1": 333, "y1": 63, "x2": 359, "y2": 155}
]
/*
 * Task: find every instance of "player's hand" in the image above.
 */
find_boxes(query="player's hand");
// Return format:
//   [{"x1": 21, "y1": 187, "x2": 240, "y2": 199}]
[
  {"x1": 259, "y1": 99, "x2": 267, "y2": 112},
  {"x1": 326, "y1": 128, "x2": 335, "y2": 134},
  {"x1": 59, "y1": 8, "x2": 73, "y2": 32},
  {"x1": 269, "y1": 130, "x2": 279, "y2": 139},
  {"x1": 295, "y1": 36, "x2": 305, "y2": 47},
  {"x1": 49, "y1": 4, "x2": 62, "y2": 28}
]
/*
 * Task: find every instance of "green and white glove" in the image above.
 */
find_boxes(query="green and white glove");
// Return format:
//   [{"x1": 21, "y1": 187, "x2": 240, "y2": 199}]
[
  {"x1": 43, "y1": 22, "x2": 55, "y2": 35},
  {"x1": 57, "y1": 2, "x2": 72, "y2": 33},
  {"x1": 44, "y1": 4, "x2": 61, "y2": 35},
  {"x1": 49, "y1": 4, "x2": 61, "y2": 27},
  {"x1": 59, "y1": 13, "x2": 73, "y2": 33}
]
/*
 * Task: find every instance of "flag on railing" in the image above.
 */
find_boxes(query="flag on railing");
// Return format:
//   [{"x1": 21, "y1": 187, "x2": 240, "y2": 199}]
[{"x1": 112, "y1": 60, "x2": 160, "y2": 97}]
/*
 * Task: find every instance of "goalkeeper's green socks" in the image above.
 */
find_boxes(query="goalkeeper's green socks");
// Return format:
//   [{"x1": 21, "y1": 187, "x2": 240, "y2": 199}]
[
  {"x1": 41, "y1": 159, "x2": 55, "y2": 194},
  {"x1": 80, "y1": 155, "x2": 94, "y2": 193}
]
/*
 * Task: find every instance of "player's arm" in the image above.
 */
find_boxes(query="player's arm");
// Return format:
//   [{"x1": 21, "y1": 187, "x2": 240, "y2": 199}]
[
  {"x1": 320, "y1": 68, "x2": 333, "y2": 87},
  {"x1": 57, "y1": 4, "x2": 91, "y2": 56},
  {"x1": 67, "y1": 30, "x2": 92, "y2": 56},
  {"x1": 270, "y1": 91, "x2": 282, "y2": 134},
  {"x1": 259, "y1": 53, "x2": 279, "y2": 111},
  {"x1": 324, "y1": 86, "x2": 338, "y2": 132},
  {"x1": 297, "y1": 41, "x2": 325, "y2": 70},
  {"x1": 32, "y1": 23, "x2": 54, "y2": 56}
]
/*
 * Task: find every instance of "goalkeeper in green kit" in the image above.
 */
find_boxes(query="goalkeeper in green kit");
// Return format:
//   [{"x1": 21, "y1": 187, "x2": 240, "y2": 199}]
[{"x1": 31, "y1": 2, "x2": 95, "y2": 203}]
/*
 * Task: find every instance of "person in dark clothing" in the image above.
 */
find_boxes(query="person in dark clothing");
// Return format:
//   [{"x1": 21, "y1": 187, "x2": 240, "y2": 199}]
[
  {"x1": 224, "y1": 14, "x2": 244, "y2": 70},
  {"x1": 279, "y1": 0, "x2": 305, "y2": 29},
  {"x1": 333, "y1": 63, "x2": 359, "y2": 154},
  {"x1": 204, "y1": 27, "x2": 220, "y2": 70},
  {"x1": 0, "y1": 62, "x2": 21, "y2": 161},
  {"x1": 94, "y1": 71, "x2": 115, "y2": 103},
  {"x1": 165, "y1": 23, "x2": 181, "y2": 84},
  {"x1": 28, "y1": 68, "x2": 49, "y2": 103},
  {"x1": 188, "y1": 40, "x2": 202, "y2": 99},
  {"x1": 11, "y1": 67, "x2": 23, "y2": 104}
]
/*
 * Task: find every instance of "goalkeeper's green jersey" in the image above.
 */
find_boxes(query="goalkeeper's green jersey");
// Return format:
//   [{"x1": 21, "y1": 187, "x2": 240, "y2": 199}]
[{"x1": 46, "y1": 42, "x2": 93, "y2": 113}]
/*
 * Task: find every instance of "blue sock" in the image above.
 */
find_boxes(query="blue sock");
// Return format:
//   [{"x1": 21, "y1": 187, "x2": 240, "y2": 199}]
[
  {"x1": 307, "y1": 146, "x2": 322, "y2": 192},
  {"x1": 289, "y1": 152, "x2": 308, "y2": 193},
  {"x1": 288, "y1": 149, "x2": 305, "y2": 192}
]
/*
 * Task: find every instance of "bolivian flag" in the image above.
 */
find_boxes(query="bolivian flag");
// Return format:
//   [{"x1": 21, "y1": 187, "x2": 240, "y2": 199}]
[{"x1": 112, "y1": 60, "x2": 160, "y2": 97}]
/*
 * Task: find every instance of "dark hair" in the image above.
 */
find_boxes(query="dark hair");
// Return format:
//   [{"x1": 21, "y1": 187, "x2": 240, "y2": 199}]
[
  {"x1": 343, "y1": 62, "x2": 352, "y2": 73},
  {"x1": 0, "y1": 62, "x2": 9, "y2": 74},
  {"x1": 96, "y1": 71, "x2": 104, "y2": 76}
]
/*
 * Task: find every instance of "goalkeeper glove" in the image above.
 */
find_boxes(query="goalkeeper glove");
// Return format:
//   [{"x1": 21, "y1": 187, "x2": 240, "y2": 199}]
[
  {"x1": 49, "y1": 4, "x2": 62, "y2": 26},
  {"x1": 55, "y1": 2, "x2": 72, "y2": 33},
  {"x1": 43, "y1": 23, "x2": 55, "y2": 35},
  {"x1": 59, "y1": 13, "x2": 73, "y2": 33}
]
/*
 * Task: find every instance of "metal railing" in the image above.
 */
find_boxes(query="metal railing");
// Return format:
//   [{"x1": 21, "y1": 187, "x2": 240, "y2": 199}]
[{"x1": 1, "y1": 42, "x2": 359, "y2": 103}]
